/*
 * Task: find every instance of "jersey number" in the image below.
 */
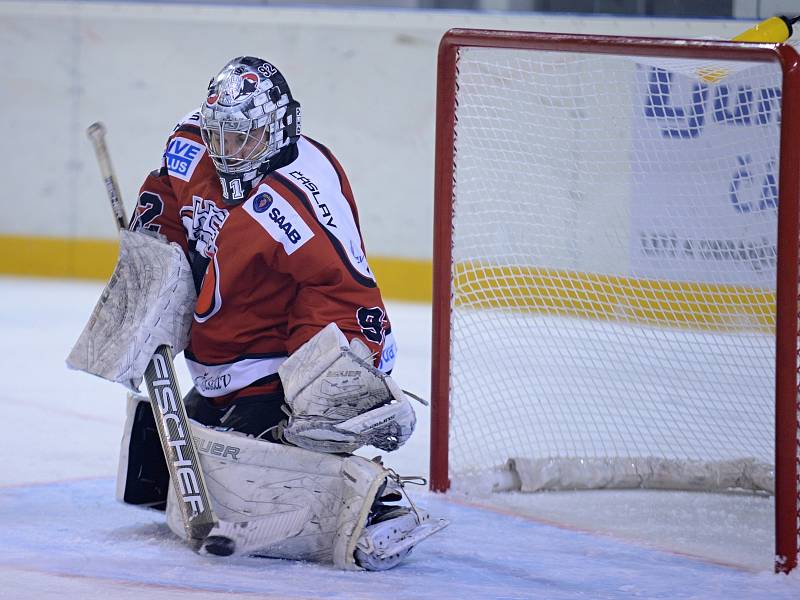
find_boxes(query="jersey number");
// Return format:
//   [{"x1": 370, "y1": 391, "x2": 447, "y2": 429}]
[
  {"x1": 356, "y1": 306, "x2": 385, "y2": 344},
  {"x1": 131, "y1": 191, "x2": 164, "y2": 233},
  {"x1": 220, "y1": 177, "x2": 245, "y2": 202}
]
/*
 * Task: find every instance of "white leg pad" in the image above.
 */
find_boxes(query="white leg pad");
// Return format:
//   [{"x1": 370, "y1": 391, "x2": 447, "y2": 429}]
[
  {"x1": 165, "y1": 423, "x2": 387, "y2": 564},
  {"x1": 116, "y1": 392, "x2": 144, "y2": 504},
  {"x1": 116, "y1": 392, "x2": 170, "y2": 510},
  {"x1": 333, "y1": 455, "x2": 389, "y2": 570}
]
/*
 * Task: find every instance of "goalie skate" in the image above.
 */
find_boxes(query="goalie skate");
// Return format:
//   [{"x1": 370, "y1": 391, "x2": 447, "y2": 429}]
[{"x1": 354, "y1": 507, "x2": 449, "y2": 571}]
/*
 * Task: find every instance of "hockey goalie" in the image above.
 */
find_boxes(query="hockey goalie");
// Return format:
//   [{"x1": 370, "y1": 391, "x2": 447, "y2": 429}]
[{"x1": 67, "y1": 56, "x2": 446, "y2": 570}]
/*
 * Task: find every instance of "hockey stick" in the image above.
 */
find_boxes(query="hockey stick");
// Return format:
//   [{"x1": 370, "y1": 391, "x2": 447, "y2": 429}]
[
  {"x1": 86, "y1": 122, "x2": 218, "y2": 546},
  {"x1": 86, "y1": 123, "x2": 128, "y2": 231}
]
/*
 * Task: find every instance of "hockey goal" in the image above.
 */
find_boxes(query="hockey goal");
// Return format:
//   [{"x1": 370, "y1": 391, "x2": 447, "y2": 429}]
[{"x1": 430, "y1": 29, "x2": 800, "y2": 573}]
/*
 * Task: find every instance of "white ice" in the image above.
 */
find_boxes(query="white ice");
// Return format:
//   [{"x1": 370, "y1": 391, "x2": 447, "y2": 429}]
[{"x1": 0, "y1": 276, "x2": 798, "y2": 599}]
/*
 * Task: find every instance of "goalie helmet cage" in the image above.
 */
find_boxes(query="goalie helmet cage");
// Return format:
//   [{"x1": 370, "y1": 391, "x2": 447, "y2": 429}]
[{"x1": 430, "y1": 29, "x2": 800, "y2": 573}]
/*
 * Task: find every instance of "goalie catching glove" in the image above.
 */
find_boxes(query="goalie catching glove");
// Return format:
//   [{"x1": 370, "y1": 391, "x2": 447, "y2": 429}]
[{"x1": 279, "y1": 323, "x2": 418, "y2": 454}]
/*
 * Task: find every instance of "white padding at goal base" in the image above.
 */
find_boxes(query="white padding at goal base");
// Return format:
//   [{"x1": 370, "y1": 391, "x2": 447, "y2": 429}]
[{"x1": 452, "y1": 457, "x2": 774, "y2": 496}]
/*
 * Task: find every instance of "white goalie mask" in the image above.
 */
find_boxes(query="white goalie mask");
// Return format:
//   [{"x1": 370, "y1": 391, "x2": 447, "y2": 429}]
[{"x1": 200, "y1": 56, "x2": 301, "y2": 204}]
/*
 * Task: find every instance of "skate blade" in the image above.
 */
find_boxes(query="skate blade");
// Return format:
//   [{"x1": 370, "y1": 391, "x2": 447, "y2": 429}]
[{"x1": 373, "y1": 517, "x2": 449, "y2": 559}]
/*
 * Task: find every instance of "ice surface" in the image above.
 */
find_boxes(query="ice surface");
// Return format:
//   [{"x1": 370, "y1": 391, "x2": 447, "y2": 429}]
[{"x1": 0, "y1": 277, "x2": 798, "y2": 599}]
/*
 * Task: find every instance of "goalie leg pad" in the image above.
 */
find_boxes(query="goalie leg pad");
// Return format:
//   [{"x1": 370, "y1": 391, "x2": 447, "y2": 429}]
[
  {"x1": 116, "y1": 392, "x2": 169, "y2": 510},
  {"x1": 161, "y1": 421, "x2": 446, "y2": 570},
  {"x1": 163, "y1": 422, "x2": 440, "y2": 569},
  {"x1": 165, "y1": 424, "x2": 383, "y2": 563},
  {"x1": 117, "y1": 385, "x2": 287, "y2": 511},
  {"x1": 332, "y1": 455, "x2": 390, "y2": 570}
]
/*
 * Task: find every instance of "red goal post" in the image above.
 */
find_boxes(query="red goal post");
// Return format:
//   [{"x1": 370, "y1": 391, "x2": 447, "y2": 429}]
[{"x1": 430, "y1": 29, "x2": 800, "y2": 573}]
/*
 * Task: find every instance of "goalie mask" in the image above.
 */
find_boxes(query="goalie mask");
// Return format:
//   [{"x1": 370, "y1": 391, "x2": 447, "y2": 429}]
[{"x1": 200, "y1": 56, "x2": 301, "y2": 205}]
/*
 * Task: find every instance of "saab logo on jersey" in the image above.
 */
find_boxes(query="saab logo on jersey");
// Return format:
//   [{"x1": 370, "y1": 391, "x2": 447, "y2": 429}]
[
  {"x1": 165, "y1": 137, "x2": 205, "y2": 182},
  {"x1": 266, "y1": 207, "x2": 304, "y2": 246},
  {"x1": 244, "y1": 188, "x2": 314, "y2": 255},
  {"x1": 252, "y1": 192, "x2": 274, "y2": 213}
]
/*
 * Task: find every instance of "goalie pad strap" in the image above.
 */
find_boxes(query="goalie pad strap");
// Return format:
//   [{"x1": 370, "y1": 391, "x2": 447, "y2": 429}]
[{"x1": 66, "y1": 230, "x2": 196, "y2": 392}]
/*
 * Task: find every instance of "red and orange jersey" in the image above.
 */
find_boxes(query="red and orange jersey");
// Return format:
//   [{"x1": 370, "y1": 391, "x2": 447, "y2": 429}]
[{"x1": 132, "y1": 110, "x2": 396, "y2": 403}]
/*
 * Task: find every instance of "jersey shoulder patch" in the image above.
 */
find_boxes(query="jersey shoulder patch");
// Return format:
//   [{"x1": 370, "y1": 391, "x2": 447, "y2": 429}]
[
  {"x1": 164, "y1": 135, "x2": 206, "y2": 182},
  {"x1": 243, "y1": 186, "x2": 315, "y2": 255}
]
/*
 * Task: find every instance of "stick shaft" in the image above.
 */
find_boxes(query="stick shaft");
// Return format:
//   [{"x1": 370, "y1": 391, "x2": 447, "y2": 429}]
[
  {"x1": 86, "y1": 122, "x2": 217, "y2": 541},
  {"x1": 86, "y1": 122, "x2": 129, "y2": 231},
  {"x1": 145, "y1": 345, "x2": 216, "y2": 540}
]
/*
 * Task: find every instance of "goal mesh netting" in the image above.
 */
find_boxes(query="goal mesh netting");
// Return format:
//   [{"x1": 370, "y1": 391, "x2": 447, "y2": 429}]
[{"x1": 431, "y1": 31, "x2": 800, "y2": 572}]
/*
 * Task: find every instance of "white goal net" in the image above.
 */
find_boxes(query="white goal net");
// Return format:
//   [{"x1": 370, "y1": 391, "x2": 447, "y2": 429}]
[{"x1": 430, "y1": 31, "x2": 800, "y2": 572}]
